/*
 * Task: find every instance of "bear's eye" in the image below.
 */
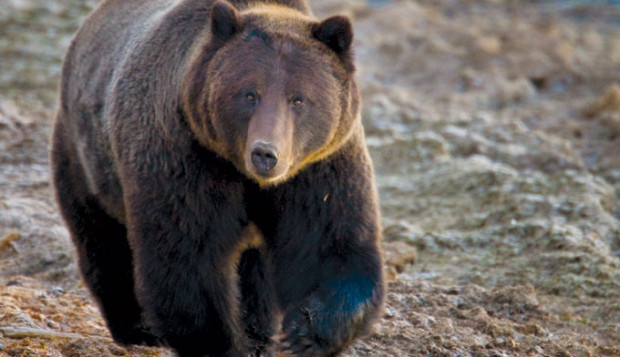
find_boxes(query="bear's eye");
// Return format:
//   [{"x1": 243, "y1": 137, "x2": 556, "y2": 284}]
[
  {"x1": 292, "y1": 98, "x2": 303, "y2": 107},
  {"x1": 246, "y1": 92, "x2": 257, "y2": 102}
]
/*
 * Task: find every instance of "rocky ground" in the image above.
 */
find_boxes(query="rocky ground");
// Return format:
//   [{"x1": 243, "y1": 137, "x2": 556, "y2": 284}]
[{"x1": 1, "y1": 0, "x2": 620, "y2": 356}]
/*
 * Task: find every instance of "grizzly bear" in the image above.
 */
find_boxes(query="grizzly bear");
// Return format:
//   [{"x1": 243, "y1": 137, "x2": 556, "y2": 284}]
[{"x1": 50, "y1": 0, "x2": 384, "y2": 356}]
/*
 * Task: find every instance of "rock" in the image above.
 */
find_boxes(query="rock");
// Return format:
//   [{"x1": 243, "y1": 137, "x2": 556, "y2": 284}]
[
  {"x1": 495, "y1": 76, "x2": 536, "y2": 107},
  {"x1": 383, "y1": 221, "x2": 424, "y2": 244},
  {"x1": 583, "y1": 84, "x2": 620, "y2": 118},
  {"x1": 0, "y1": 232, "x2": 20, "y2": 252},
  {"x1": 0, "y1": 326, "x2": 82, "y2": 339},
  {"x1": 411, "y1": 131, "x2": 451, "y2": 162},
  {"x1": 383, "y1": 241, "x2": 418, "y2": 281}
]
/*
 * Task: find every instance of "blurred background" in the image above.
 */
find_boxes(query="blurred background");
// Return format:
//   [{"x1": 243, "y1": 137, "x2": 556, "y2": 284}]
[{"x1": 1, "y1": 0, "x2": 619, "y2": 355}]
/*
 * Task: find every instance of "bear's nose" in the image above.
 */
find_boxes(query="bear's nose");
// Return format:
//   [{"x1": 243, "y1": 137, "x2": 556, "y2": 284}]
[{"x1": 251, "y1": 141, "x2": 279, "y2": 175}]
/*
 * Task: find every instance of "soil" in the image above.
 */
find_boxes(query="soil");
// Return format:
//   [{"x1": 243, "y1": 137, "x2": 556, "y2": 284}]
[{"x1": 1, "y1": 0, "x2": 619, "y2": 356}]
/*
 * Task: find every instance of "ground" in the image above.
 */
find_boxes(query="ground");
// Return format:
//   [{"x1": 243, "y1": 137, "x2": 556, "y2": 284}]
[{"x1": 1, "y1": 0, "x2": 619, "y2": 356}]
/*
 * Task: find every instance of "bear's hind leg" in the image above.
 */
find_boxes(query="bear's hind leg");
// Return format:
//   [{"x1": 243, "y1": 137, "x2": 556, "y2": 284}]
[{"x1": 51, "y1": 132, "x2": 159, "y2": 346}]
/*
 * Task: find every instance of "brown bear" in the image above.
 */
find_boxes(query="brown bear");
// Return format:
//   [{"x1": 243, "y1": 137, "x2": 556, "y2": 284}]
[{"x1": 50, "y1": 0, "x2": 384, "y2": 356}]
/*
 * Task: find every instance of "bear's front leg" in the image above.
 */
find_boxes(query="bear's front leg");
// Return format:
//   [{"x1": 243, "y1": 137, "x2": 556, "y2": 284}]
[
  {"x1": 270, "y1": 149, "x2": 385, "y2": 357},
  {"x1": 121, "y1": 152, "x2": 250, "y2": 357},
  {"x1": 280, "y1": 264, "x2": 384, "y2": 357}
]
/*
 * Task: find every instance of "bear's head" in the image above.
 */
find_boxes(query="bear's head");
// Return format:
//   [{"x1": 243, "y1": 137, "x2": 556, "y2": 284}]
[{"x1": 184, "y1": 0, "x2": 361, "y2": 186}]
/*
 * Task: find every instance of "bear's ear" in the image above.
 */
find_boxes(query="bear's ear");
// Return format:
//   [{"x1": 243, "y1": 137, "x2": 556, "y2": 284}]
[
  {"x1": 312, "y1": 15, "x2": 353, "y2": 59},
  {"x1": 211, "y1": 0, "x2": 240, "y2": 42}
]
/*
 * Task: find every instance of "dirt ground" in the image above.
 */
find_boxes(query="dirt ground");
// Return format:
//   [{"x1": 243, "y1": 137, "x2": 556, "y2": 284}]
[{"x1": 1, "y1": 0, "x2": 620, "y2": 356}]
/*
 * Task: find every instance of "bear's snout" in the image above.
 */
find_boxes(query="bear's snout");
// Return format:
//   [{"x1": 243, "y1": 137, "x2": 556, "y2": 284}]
[{"x1": 250, "y1": 141, "x2": 279, "y2": 175}]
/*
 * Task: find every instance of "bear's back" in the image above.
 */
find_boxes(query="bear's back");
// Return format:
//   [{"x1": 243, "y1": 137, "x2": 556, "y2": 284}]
[
  {"x1": 61, "y1": 0, "x2": 165, "y2": 113},
  {"x1": 56, "y1": 0, "x2": 212, "y2": 220}
]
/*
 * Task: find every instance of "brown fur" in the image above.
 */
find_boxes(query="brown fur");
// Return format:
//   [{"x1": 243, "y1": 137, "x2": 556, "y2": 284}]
[{"x1": 51, "y1": 1, "x2": 384, "y2": 356}]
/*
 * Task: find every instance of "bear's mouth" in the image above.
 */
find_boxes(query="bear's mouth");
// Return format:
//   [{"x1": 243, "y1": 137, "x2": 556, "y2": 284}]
[{"x1": 246, "y1": 166, "x2": 290, "y2": 186}]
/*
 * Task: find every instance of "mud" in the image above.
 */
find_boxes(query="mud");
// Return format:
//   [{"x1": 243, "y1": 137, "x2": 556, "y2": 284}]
[{"x1": 1, "y1": 0, "x2": 619, "y2": 356}]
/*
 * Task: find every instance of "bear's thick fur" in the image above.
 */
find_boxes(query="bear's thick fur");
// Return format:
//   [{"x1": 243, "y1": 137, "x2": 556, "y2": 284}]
[{"x1": 51, "y1": 0, "x2": 384, "y2": 356}]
